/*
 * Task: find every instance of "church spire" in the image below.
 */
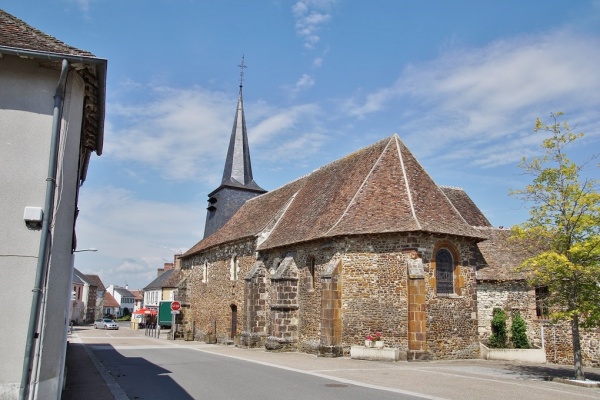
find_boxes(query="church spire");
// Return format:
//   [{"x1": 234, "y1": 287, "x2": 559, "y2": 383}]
[
  {"x1": 203, "y1": 57, "x2": 266, "y2": 238},
  {"x1": 220, "y1": 56, "x2": 262, "y2": 191}
]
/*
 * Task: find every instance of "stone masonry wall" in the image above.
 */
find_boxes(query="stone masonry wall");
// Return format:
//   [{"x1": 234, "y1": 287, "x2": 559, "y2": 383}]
[
  {"x1": 180, "y1": 239, "x2": 256, "y2": 342},
  {"x1": 425, "y1": 237, "x2": 480, "y2": 359},
  {"x1": 477, "y1": 281, "x2": 600, "y2": 367},
  {"x1": 182, "y1": 232, "x2": 480, "y2": 360}
]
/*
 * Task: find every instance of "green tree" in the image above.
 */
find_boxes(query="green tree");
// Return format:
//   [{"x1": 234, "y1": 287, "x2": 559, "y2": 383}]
[
  {"x1": 511, "y1": 112, "x2": 600, "y2": 380},
  {"x1": 510, "y1": 311, "x2": 530, "y2": 349},
  {"x1": 488, "y1": 308, "x2": 508, "y2": 348}
]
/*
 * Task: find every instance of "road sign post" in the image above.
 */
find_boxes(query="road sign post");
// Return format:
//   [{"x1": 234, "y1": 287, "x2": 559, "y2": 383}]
[{"x1": 170, "y1": 301, "x2": 181, "y2": 340}]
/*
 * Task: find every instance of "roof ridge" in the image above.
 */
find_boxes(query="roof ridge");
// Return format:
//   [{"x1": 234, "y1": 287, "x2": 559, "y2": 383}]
[
  {"x1": 257, "y1": 191, "x2": 299, "y2": 247},
  {"x1": 439, "y1": 185, "x2": 464, "y2": 190},
  {"x1": 325, "y1": 136, "x2": 396, "y2": 235},
  {"x1": 394, "y1": 135, "x2": 422, "y2": 230}
]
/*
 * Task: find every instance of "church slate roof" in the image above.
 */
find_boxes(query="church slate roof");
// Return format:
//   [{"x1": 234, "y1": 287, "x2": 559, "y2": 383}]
[{"x1": 184, "y1": 135, "x2": 487, "y2": 258}]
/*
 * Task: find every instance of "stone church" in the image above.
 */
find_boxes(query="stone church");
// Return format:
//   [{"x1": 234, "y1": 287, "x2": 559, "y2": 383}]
[{"x1": 178, "y1": 82, "x2": 600, "y2": 364}]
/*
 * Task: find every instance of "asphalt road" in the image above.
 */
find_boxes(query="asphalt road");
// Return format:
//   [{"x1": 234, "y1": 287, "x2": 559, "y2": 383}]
[{"x1": 72, "y1": 323, "x2": 600, "y2": 400}]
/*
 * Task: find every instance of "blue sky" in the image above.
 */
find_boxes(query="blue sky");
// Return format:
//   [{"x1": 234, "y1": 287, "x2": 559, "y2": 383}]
[{"x1": 3, "y1": 0, "x2": 600, "y2": 290}]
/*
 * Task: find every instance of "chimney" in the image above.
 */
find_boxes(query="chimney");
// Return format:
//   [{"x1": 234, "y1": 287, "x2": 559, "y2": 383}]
[
  {"x1": 157, "y1": 268, "x2": 164, "y2": 277},
  {"x1": 164, "y1": 262, "x2": 174, "y2": 271}
]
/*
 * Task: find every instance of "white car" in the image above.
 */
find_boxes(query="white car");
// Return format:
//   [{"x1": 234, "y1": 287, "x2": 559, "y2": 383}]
[{"x1": 93, "y1": 318, "x2": 119, "y2": 330}]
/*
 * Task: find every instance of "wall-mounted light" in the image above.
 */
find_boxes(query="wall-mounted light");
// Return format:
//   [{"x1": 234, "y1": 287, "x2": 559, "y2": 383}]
[{"x1": 23, "y1": 206, "x2": 43, "y2": 229}]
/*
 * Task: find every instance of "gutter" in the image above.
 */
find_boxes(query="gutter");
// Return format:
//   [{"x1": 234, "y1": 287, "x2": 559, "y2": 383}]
[{"x1": 19, "y1": 59, "x2": 69, "y2": 400}]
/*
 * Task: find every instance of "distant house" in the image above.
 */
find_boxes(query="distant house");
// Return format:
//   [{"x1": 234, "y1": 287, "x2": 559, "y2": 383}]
[
  {"x1": 103, "y1": 292, "x2": 120, "y2": 318},
  {"x1": 0, "y1": 9, "x2": 106, "y2": 398},
  {"x1": 85, "y1": 274, "x2": 106, "y2": 322},
  {"x1": 106, "y1": 285, "x2": 136, "y2": 316},
  {"x1": 70, "y1": 268, "x2": 95, "y2": 324},
  {"x1": 143, "y1": 262, "x2": 182, "y2": 308},
  {"x1": 130, "y1": 290, "x2": 144, "y2": 312}
]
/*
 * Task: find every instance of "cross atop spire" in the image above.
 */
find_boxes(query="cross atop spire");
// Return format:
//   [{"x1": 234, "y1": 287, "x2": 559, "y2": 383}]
[{"x1": 238, "y1": 55, "x2": 247, "y2": 87}]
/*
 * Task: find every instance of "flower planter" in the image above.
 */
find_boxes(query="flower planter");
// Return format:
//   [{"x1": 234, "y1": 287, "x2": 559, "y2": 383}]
[
  {"x1": 365, "y1": 340, "x2": 373, "y2": 348},
  {"x1": 351, "y1": 346, "x2": 401, "y2": 361},
  {"x1": 205, "y1": 334, "x2": 217, "y2": 344},
  {"x1": 374, "y1": 340, "x2": 384, "y2": 349},
  {"x1": 480, "y1": 343, "x2": 546, "y2": 363}
]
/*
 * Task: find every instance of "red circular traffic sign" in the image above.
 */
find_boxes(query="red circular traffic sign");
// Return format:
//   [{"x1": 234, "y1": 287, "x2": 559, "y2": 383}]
[{"x1": 171, "y1": 301, "x2": 181, "y2": 311}]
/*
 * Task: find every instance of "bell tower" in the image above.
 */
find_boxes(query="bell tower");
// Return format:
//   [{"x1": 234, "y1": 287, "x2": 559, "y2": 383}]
[{"x1": 203, "y1": 57, "x2": 266, "y2": 238}]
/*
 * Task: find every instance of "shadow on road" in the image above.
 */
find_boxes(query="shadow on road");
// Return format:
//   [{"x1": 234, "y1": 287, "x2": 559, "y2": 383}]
[
  {"x1": 502, "y1": 361, "x2": 600, "y2": 381},
  {"x1": 66, "y1": 342, "x2": 194, "y2": 400}
]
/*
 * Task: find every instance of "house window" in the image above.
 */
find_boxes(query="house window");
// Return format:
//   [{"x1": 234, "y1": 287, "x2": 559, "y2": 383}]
[
  {"x1": 535, "y1": 286, "x2": 549, "y2": 319},
  {"x1": 436, "y1": 248, "x2": 454, "y2": 295},
  {"x1": 306, "y1": 255, "x2": 316, "y2": 290}
]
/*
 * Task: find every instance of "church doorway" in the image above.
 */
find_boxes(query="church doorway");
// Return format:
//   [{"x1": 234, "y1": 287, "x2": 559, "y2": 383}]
[{"x1": 230, "y1": 304, "x2": 238, "y2": 339}]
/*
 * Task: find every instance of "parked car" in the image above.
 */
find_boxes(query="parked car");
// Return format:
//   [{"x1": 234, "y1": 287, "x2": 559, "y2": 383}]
[{"x1": 93, "y1": 318, "x2": 119, "y2": 330}]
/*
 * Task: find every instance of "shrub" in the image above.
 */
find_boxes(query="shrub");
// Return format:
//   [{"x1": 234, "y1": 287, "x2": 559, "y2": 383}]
[
  {"x1": 511, "y1": 311, "x2": 530, "y2": 349},
  {"x1": 489, "y1": 308, "x2": 508, "y2": 348}
]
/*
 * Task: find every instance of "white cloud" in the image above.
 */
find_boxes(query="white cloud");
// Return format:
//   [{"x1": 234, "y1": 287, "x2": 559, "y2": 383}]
[
  {"x1": 345, "y1": 29, "x2": 600, "y2": 168},
  {"x1": 251, "y1": 103, "x2": 321, "y2": 145},
  {"x1": 69, "y1": 0, "x2": 94, "y2": 13},
  {"x1": 75, "y1": 186, "x2": 202, "y2": 289},
  {"x1": 296, "y1": 74, "x2": 315, "y2": 91},
  {"x1": 292, "y1": 0, "x2": 335, "y2": 49},
  {"x1": 104, "y1": 86, "x2": 233, "y2": 182}
]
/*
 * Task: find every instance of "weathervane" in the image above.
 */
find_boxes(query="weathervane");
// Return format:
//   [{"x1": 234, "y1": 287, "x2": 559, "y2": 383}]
[{"x1": 238, "y1": 55, "x2": 247, "y2": 87}]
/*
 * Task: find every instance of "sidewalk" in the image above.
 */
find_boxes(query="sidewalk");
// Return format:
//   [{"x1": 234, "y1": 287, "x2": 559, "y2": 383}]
[{"x1": 62, "y1": 341, "x2": 115, "y2": 400}]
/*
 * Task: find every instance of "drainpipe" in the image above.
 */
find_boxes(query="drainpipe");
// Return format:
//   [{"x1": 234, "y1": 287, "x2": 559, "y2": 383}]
[{"x1": 19, "y1": 59, "x2": 70, "y2": 400}]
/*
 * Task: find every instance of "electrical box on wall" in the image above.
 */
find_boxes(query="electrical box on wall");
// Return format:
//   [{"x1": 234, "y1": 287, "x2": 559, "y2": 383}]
[{"x1": 23, "y1": 206, "x2": 43, "y2": 222}]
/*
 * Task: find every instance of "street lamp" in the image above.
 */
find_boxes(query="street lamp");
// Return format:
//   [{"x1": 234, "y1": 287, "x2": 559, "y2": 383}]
[{"x1": 73, "y1": 248, "x2": 98, "y2": 253}]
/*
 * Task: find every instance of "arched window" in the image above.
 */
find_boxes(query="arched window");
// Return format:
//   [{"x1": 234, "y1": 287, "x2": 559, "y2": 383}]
[{"x1": 436, "y1": 248, "x2": 454, "y2": 295}]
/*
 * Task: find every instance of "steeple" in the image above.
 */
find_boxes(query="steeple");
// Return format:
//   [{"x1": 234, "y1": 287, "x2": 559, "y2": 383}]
[
  {"x1": 203, "y1": 57, "x2": 267, "y2": 238},
  {"x1": 220, "y1": 79, "x2": 263, "y2": 191}
]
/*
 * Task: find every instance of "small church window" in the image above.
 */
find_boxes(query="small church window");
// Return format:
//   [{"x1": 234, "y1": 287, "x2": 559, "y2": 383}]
[
  {"x1": 306, "y1": 255, "x2": 316, "y2": 290},
  {"x1": 202, "y1": 261, "x2": 208, "y2": 283},
  {"x1": 230, "y1": 255, "x2": 240, "y2": 280},
  {"x1": 436, "y1": 248, "x2": 454, "y2": 295},
  {"x1": 535, "y1": 286, "x2": 549, "y2": 319}
]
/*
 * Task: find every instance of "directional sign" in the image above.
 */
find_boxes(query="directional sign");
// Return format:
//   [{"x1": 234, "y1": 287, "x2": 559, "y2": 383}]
[{"x1": 171, "y1": 301, "x2": 181, "y2": 311}]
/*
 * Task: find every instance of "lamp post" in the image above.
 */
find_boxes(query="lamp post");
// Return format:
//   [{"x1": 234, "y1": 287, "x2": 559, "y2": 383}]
[{"x1": 73, "y1": 248, "x2": 98, "y2": 253}]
